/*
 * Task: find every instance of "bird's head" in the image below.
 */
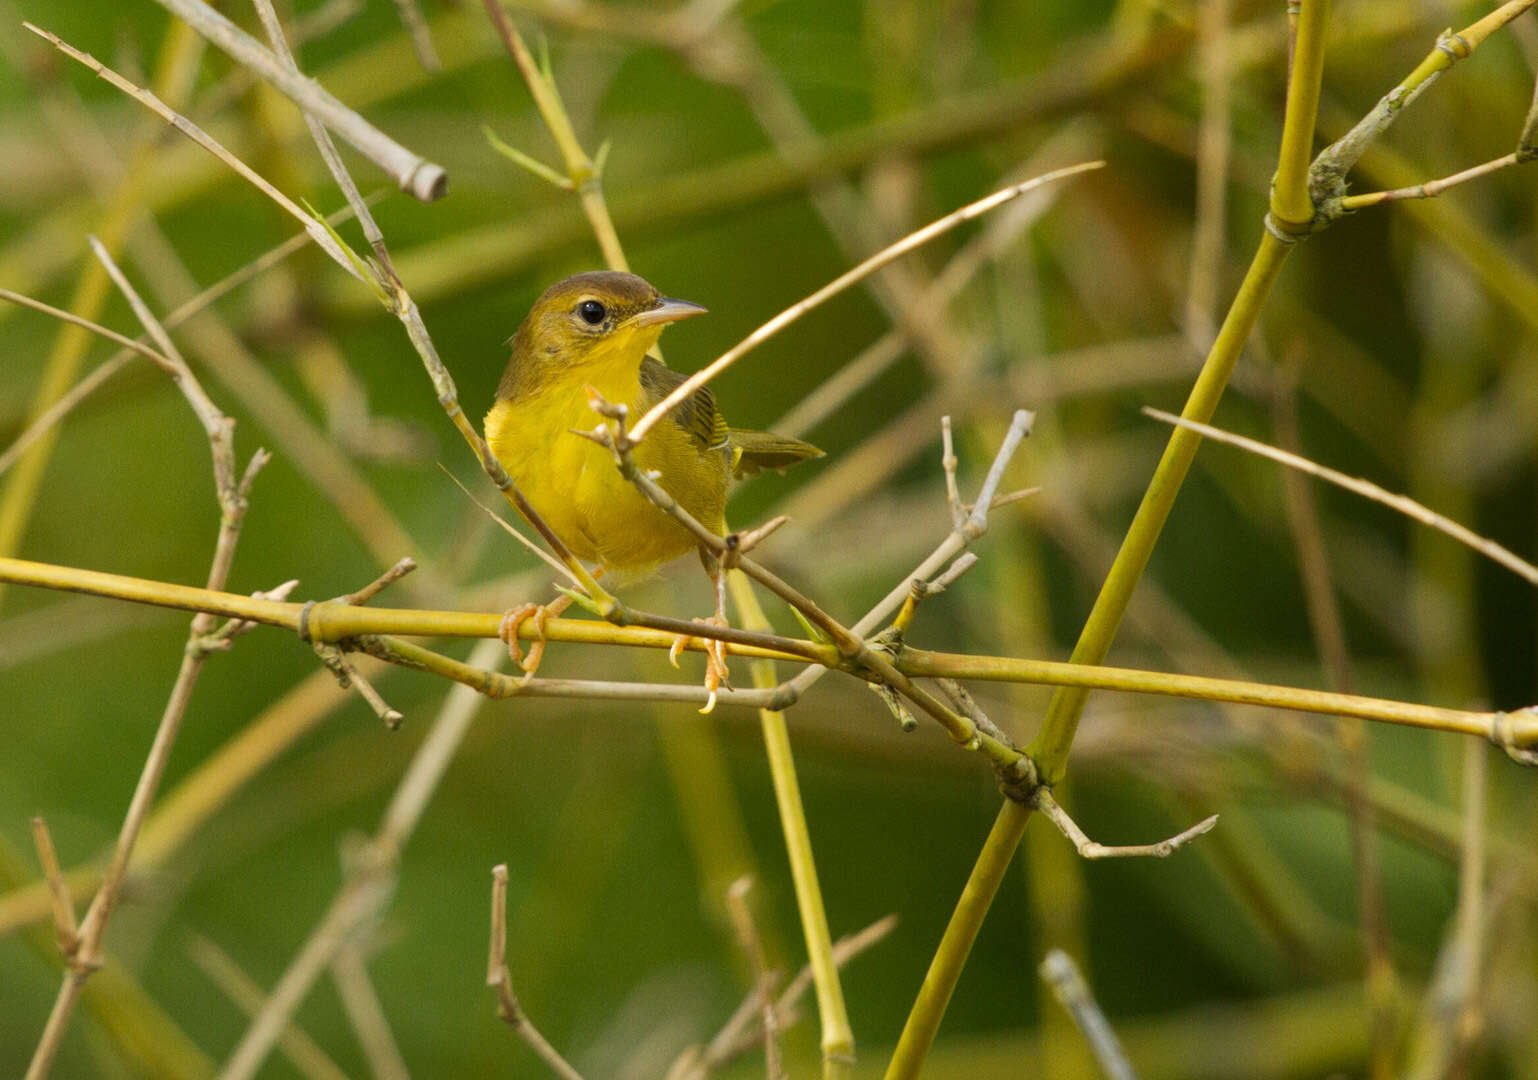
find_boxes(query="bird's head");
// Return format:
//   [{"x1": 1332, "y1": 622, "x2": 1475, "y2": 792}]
[{"x1": 507, "y1": 271, "x2": 706, "y2": 378}]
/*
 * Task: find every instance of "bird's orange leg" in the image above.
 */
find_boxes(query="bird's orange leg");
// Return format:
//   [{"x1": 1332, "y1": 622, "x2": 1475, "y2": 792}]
[
  {"x1": 668, "y1": 566, "x2": 731, "y2": 712},
  {"x1": 498, "y1": 595, "x2": 570, "y2": 680},
  {"x1": 499, "y1": 567, "x2": 605, "y2": 681}
]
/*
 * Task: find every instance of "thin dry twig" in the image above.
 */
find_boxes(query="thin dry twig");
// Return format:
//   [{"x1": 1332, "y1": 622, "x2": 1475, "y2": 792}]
[
  {"x1": 1143, "y1": 407, "x2": 1538, "y2": 586},
  {"x1": 1039, "y1": 949, "x2": 1140, "y2": 1080},
  {"x1": 487, "y1": 865, "x2": 586, "y2": 1080},
  {"x1": 724, "y1": 878, "x2": 784, "y2": 1080},
  {"x1": 187, "y1": 935, "x2": 352, "y2": 1080},
  {"x1": 1340, "y1": 152, "x2": 1528, "y2": 210},
  {"x1": 1033, "y1": 789, "x2": 1217, "y2": 860},
  {"x1": 385, "y1": 0, "x2": 440, "y2": 72},
  {"x1": 627, "y1": 164, "x2": 1102, "y2": 444},
  {"x1": 669, "y1": 914, "x2": 899, "y2": 1080},
  {"x1": 24, "y1": 24, "x2": 366, "y2": 281},
  {"x1": 24, "y1": 242, "x2": 267, "y2": 1080}
]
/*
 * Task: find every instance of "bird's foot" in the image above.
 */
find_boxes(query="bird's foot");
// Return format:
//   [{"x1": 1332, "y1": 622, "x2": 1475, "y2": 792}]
[
  {"x1": 499, "y1": 594, "x2": 573, "y2": 682},
  {"x1": 668, "y1": 614, "x2": 731, "y2": 713}
]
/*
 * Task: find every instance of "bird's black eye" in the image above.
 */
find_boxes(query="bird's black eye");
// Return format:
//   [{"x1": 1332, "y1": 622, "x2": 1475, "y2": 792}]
[{"x1": 577, "y1": 300, "x2": 606, "y2": 326}]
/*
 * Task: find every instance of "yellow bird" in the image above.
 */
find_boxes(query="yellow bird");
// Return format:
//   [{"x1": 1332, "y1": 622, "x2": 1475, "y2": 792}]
[{"x1": 483, "y1": 271, "x2": 822, "y2": 696}]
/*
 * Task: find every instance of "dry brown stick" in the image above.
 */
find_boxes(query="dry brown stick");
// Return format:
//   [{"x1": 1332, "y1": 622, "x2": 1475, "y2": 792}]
[
  {"x1": 27, "y1": 818, "x2": 77, "y2": 959},
  {"x1": 331, "y1": 945, "x2": 411, "y2": 1080},
  {"x1": 668, "y1": 914, "x2": 899, "y2": 1080},
  {"x1": 23, "y1": 244, "x2": 268, "y2": 1080},
  {"x1": 250, "y1": 0, "x2": 395, "y2": 273},
  {"x1": 487, "y1": 864, "x2": 587, "y2": 1080},
  {"x1": 145, "y1": 0, "x2": 446, "y2": 199}
]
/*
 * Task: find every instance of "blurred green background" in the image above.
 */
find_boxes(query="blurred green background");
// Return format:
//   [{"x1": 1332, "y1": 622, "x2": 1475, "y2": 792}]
[{"x1": 2, "y1": 0, "x2": 1537, "y2": 1076}]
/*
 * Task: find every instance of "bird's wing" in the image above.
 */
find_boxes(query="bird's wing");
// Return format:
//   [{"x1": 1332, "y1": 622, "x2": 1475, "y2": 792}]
[{"x1": 639, "y1": 356, "x2": 729, "y2": 452}]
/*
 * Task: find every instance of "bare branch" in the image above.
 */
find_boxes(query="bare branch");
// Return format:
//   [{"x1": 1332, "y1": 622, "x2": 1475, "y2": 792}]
[
  {"x1": 188, "y1": 935, "x2": 352, "y2": 1080},
  {"x1": 487, "y1": 865, "x2": 586, "y2": 1080},
  {"x1": 628, "y1": 164, "x2": 1102, "y2": 444},
  {"x1": 1143, "y1": 407, "x2": 1538, "y2": 587},
  {"x1": 1033, "y1": 788, "x2": 1217, "y2": 860},
  {"x1": 724, "y1": 878, "x2": 783, "y2": 1080}
]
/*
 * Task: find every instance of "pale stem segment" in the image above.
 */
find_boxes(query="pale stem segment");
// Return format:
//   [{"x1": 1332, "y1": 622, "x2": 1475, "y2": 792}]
[
  {"x1": 1038, "y1": 949, "x2": 1140, "y2": 1080},
  {"x1": 146, "y1": 0, "x2": 447, "y2": 199},
  {"x1": 723, "y1": 878, "x2": 785, "y2": 1080}
]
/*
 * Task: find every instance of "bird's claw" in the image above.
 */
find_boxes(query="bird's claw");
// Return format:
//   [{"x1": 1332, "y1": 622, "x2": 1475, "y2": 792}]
[
  {"x1": 498, "y1": 602, "x2": 554, "y2": 682},
  {"x1": 669, "y1": 614, "x2": 731, "y2": 713}
]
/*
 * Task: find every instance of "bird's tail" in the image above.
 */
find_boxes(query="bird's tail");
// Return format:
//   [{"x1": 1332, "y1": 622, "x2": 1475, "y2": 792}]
[{"x1": 728, "y1": 429, "x2": 824, "y2": 478}]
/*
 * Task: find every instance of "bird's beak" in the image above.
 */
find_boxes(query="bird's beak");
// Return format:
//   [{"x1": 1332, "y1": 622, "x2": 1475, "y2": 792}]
[{"x1": 628, "y1": 297, "x2": 708, "y2": 328}]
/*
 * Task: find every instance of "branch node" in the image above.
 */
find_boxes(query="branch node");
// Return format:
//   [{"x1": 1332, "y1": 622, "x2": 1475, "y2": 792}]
[{"x1": 1491, "y1": 707, "x2": 1538, "y2": 766}]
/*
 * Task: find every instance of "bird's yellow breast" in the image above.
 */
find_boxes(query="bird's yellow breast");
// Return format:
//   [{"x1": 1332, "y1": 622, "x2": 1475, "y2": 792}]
[{"x1": 484, "y1": 356, "x2": 727, "y2": 573}]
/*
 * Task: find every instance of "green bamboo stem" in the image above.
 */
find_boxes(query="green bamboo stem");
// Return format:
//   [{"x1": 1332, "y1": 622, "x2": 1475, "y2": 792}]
[
  {"x1": 728, "y1": 571, "x2": 854, "y2": 1079},
  {"x1": 882, "y1": 800, "x2": 1030, "y2": 1080},
  {"x1": 1271, "y1": 0, "x2": 1332, "y2": 228},
  {"x1": 1026, "y1": 229, "x2": 1293, "y2": 783},
  {"x1": 887, "y1": 5, "x2": 1336, "y2": 1072},
  {"x1": 481, "y1": 0, "x2": 628, "y2": 272},
  {"x1": 5, "y1": 554, "x2": 1530, "y2": 749}
]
